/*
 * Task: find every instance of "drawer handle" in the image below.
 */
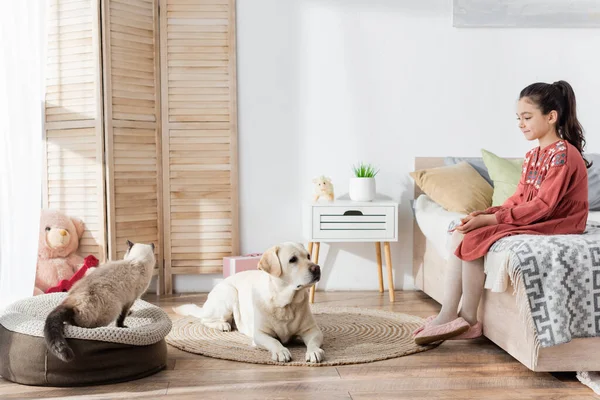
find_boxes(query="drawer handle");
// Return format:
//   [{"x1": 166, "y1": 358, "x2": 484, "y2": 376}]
[{"x1": 343, "y1": 210, "x2": 363, "y2": 216}]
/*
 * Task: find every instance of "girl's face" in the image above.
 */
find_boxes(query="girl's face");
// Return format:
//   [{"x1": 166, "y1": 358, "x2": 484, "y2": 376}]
[{"x1": 516, "y1": 97, "x2": 558, "y2": 142}]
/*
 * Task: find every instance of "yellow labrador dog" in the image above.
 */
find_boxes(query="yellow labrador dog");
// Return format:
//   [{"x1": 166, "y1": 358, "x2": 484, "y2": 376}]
[{"x1": 173, "y1": 242, "x2": 324, "y2": 363}]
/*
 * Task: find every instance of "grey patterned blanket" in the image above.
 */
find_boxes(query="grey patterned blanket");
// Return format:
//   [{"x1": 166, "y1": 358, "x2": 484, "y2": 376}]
[{"x1": 483, "y1": 223, "x2": 600, "y2": 349}]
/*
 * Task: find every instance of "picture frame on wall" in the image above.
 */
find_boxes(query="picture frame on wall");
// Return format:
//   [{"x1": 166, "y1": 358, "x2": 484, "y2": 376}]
[{"x1": 453, "y1": 0, "x2": 600, "y2": 28}]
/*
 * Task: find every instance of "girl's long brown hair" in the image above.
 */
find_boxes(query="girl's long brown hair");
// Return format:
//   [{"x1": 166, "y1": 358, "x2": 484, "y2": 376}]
[{"x1": 520, "y1": 80, "x2": 591, "y2": 168}]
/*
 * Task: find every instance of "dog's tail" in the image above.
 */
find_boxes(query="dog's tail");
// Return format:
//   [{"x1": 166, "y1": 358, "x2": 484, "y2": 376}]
[
  {"x1": 173, "y1": 304, "x2": 204, "y2": 319},
  {"x1": 44, "y1": 304, "x2": 76, "y2": 363}
]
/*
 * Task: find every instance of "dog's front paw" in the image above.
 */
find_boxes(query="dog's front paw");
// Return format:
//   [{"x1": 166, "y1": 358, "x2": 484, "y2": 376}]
[
  {"x1": 204, "y1": 321, "x2": 231, "y2": 332},
  {"x1": 215, "y1": 322, "x2": 231, "y2": 332},
  {"x1": 272, "y1": 347, "x2": 292, "y2": 362},
  {"x1": 305, "y1": 347, "x2": 325, "y2": 363}
]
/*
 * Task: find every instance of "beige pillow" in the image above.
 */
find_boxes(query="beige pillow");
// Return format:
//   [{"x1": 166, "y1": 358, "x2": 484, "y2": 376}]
[{"x1": 410, "y1": 161, "x2": 493, "y2": 214}]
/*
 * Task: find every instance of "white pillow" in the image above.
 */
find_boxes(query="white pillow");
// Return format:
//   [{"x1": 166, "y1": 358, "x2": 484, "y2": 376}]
[{"x1": 414, "y1": 194, "x2": 467, "y2": 260}]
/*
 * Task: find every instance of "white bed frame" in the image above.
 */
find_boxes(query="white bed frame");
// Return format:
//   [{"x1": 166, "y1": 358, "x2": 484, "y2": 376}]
[{"x1": 412, "y1": 157, "x2": 600, "y2": 371}]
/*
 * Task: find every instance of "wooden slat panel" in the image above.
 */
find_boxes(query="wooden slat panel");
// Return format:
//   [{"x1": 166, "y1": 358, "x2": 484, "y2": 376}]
[
  {"x1": 43, "y1": 0, "x2": 106, "y2": 261},
  {"x1": 166, "y1": 2, "x2": 230, "y2": 123},
  {"x1": 161, "y1": 0, "x2": 238, "y2": 292},
  {"x1": 170, "y1": 266, "x2": 223, "y2": 274},
  {"x1": 103, "y1": 0, "x2": 163, "y2": 292}
]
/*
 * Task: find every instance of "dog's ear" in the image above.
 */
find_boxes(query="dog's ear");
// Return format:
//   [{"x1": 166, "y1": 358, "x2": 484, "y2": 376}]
[{"x1": 258, "y1": 245, "x2": 282, "y2": 277}]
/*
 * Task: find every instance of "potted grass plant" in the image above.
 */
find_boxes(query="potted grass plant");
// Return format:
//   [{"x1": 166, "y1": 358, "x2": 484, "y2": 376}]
[{"x1": 349, "y1": 162, "x2": 379, "y2": 201}]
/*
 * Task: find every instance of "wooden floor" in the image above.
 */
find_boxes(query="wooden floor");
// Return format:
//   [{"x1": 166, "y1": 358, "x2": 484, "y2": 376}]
[{"x1": 0, "y1": 291, "x2": 596, "y2": 399}]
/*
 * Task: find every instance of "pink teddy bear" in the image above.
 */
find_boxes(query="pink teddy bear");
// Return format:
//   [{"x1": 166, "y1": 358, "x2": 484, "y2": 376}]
[{"x1": 34, "y1": 209, "x2": 86, "y2": 295}]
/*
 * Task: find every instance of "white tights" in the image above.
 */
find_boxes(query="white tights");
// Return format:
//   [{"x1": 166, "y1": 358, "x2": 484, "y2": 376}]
[{"x1": 431, "y1": 231, "x2": 485, "y2": 326}]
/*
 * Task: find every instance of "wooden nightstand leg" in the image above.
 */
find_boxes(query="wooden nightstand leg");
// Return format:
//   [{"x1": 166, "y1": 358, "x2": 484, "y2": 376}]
[
  {"x1": 309, "y1": 242, "x2": 320, "y2": 303},
  {"x1": 375, "y1": 242, "x2": 384, "y2": 293},
  {"x1": 384, "y1": 242, "x2": 395, "y2": 302}
]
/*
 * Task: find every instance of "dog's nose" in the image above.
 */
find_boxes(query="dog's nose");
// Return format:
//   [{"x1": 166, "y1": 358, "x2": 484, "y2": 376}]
[{"x1": 310, "y1": 264, "x2": 321, "y2": 276}]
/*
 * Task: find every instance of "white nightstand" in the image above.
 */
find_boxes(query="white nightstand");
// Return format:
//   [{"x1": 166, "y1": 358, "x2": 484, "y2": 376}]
[{"x1": 305, "y1": 197, "x2": 399, "y2": 303}]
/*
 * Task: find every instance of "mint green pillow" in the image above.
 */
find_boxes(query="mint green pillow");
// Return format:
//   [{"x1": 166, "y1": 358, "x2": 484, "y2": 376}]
[{"x1": 481, "y1": 149, "x2": 523, "y2": 206}]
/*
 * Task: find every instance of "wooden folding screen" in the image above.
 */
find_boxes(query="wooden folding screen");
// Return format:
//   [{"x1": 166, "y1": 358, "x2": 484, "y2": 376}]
[
  {"x1": 101, "y1": 0, "x2": 164, "y2": 291},
  {"x1": 43, "y1": 0, "x2": 238, "y2": 294},
  {"x1": 160, "y1": 0, "x2": 238, "y2": 293},
  {"x1": 44, "y1": 0, "x2": 107, "y2": 261}
]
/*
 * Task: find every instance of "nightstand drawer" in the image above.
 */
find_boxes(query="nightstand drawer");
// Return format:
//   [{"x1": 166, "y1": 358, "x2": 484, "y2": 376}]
[{"x1": 312, "y1": 206, "x2": 396, "y2": 240}]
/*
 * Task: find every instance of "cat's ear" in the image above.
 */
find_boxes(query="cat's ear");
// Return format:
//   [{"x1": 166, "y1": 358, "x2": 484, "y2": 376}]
[
  {"x1": 150, "y1": 243, "x2": 155, "y2": 251},
  {"x1": 126, "y1": 239, "x2": 134, "y2": 250}
]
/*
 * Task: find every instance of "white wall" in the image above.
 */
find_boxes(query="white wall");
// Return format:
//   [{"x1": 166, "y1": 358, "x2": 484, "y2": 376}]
[{"x1": 171, "y1": 0, "x2": 600, "y2": 293}]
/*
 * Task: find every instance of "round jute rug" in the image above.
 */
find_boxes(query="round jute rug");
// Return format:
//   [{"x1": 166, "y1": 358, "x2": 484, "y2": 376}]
[{"x1": 166, "y1": 305, "x2": 438, "y2": 366}]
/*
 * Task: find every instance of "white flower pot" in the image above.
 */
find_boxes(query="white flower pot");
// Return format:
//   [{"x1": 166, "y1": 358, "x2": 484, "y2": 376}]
[{"x1": 349, "y1": 177, "x2": 376, "y2": 202}]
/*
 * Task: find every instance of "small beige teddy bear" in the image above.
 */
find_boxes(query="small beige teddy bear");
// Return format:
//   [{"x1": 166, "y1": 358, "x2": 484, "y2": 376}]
[{"x1": 312, "y1": 175, "x2": 334, "y2": 202}]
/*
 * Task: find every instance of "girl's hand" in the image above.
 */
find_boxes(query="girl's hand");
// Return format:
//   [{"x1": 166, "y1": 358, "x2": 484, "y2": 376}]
[
  {"x1": 468, "y1": 210, "x2": 485, "y2": 217},
  {"x1": 455, "y1": 214, "x2": 497, "y2": 234},
  {"x1": 456, "y1": 210, "x2": 485, "y2": 227}
]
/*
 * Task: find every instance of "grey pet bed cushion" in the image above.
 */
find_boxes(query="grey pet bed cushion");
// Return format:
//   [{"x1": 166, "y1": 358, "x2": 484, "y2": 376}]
[{"x1": 0, "y1": 293, "x2": 172, "y2": 386}]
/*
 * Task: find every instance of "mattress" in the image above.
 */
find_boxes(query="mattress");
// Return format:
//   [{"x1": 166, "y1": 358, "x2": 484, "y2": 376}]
[
  {"x1": 414, "y1": 194, "x2": 600, "y2": 292},
  {"x1": 414, "y1": 194, "x2": 600, "y2": 259},
  {"x1": 589, "y1": 211, "x2": 600, "y2": 224}
]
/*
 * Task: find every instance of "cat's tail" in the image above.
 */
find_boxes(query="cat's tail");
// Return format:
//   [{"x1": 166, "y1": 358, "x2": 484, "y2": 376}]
[
  {"x1": 44, "y1": 304, "x2": 76, "y2": 363},
  {"x1": 172, "y1": 304, "x2": 204, "y2": 319}
]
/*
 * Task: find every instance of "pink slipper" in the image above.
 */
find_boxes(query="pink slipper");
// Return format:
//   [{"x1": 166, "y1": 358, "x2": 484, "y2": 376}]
[
  {"x1": 449, "y1": 321, "x2": 483, "y2": 340},
  {"x1": 412, "y1": 315, "x2": 436, "y2": 336},
  {"x1": 414, "y1": 317, "x2": 470, "y2": 345}
]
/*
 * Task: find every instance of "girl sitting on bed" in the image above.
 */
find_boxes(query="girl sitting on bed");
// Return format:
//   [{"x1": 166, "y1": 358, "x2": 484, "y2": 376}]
[{"x1": 413, "y1": 80, "x2": 591, "y2": 345}]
